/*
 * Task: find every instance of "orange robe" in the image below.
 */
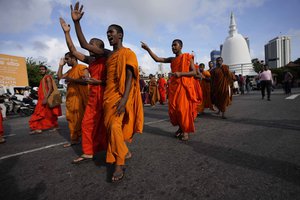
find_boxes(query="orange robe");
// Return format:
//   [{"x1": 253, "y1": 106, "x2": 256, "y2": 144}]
[
  {"x1": 158, "y1": 77, "x2": 167, "y2": 104},
  {"x1": 29, "y1": 75, "x2": 62, "y2": 130},
  {"x1": 81, "y1": 57, "x2": 107, "y2": 155},
  {"x1": 168, "y1": 53, "x2": 199, "y2": 133},
  {"x1": 104, "y1": 47, "x2": 144, "y2": 165},
  {"x1": 194, "y1": 64, "x2": 203, "y2": 115},
  {"x1": 65, "y1": 64, "x2": 89, "y2": 142},
  {"x1": 149, "y1": 77, "x2": 160, "y2": 106},
  {"x1": 211, "y1": 65, "x2": 233, "y2": 112},
  {"x1": 198, "y1": 70, "x2": 213, "y2": 112}
]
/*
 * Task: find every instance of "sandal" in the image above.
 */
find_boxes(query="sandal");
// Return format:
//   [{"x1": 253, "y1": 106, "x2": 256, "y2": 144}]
[
  {"x1": 63, "y1": 141, "x2": 81, "y2": 148},
  {"x1": 112, "y1": 167, "x2": 125, "y2": 183},
  {"x1": 72, "y1": 154, "x2": 94, "y2": 164},
  {"x1": 29, "y1": 130, "x2": 42, "y2": 135},
  {"x1": 180, "y1": 133, "x2": 189, "y2": 141},
  {"x1": 0, "y1": 138, "x2": 6, "y2": 144},
  {"x1": 174, "y1": 129, "x2": 183, "y2": 138}
]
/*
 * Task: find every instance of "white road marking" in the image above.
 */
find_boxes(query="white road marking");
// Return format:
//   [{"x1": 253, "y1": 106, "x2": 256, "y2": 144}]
[
  {"x1": 0, "y1": 142, "x2": 66, "y2": 161},
  {"x1": 3, "y1": 134, "x2": 16, "y2": 138},
  {"x1": 0, "y1": 118, "x2": 170, "y2": 161},
  {"x1": 144, "y1": 118, "x2": 169, "y2": 125},
  {"x1": 285, "y1": 94, "x2": 300, "y2": 100}
]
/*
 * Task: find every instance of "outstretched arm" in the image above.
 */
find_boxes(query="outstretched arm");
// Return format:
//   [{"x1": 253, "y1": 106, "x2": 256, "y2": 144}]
[
  {"x1": 57, "y1": 58, "x2": 68, "y2": 81},
  {"x1": 59, "y1": 17, "x2": 93, "y2": 64},
  {"x1": 71, "y1": 2, "x2": 109, "y2": 56},
  {"x1": 141, "y1": 42, "x2": 172, "y2": 63}
]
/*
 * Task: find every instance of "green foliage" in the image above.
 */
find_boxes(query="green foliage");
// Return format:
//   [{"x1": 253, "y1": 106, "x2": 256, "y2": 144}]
[
  {"x1": 252, "y1": 58, "x2": 264, "y2": 73},
  {"x1": 26, "y1": 57, "x2": 55, "y2": 87}
]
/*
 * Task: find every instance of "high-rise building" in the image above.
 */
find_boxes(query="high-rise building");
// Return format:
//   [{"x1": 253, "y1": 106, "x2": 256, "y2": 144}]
[
  {"x1": 210, "y1": 50, "x2": 221, "y2": 67},
  {"x1": 264, "y1": 36, "x2": 291, "y2": 68}
]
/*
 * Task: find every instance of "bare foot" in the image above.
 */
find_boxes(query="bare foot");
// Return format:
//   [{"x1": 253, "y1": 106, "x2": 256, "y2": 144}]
[
  {"x1": 125, "y1": 151, "x2": 132, "y2": 159},
  {"x1": 180, "y1": 133, "x2": 189, "y2": 141},
  {"x1": 112, "y1": 165, "x2": 125, "y2": 183}
]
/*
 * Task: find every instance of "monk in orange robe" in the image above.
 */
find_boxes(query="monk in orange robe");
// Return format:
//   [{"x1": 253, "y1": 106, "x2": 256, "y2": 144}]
[
  {"x1": 60, "y1": 17, "x2": 107, "y2": 162},
  {"x1": 0, "y1": 108, "x2": 5, "y2": 144},
  {"x1": 57, "y1": 52, "x2": 89, "y2": 147},
  {"x1": 157, "y1": 74, "x2": 167, "y2": 105},
  {"x1": 193, "y1": 63, "x2": 203, "y2": 116},
  {"x1": 148, "y1": 74, "x2": 160, "y2": 107},
  {"x1": 211, "y1": 57, "x2": 235, "y2": 119},
  {"x1": 29, "y1": 65, "x2": 62, "y2": 134},
  {"x1": 197, "y1": 63, "x2": 214, "y2": 113},
  {"x1": 141, "y1": 39, "x2": 198, "y2": 141},
  {"x1": 101, "y1": 25, "x2": 144, "y2": 182}
]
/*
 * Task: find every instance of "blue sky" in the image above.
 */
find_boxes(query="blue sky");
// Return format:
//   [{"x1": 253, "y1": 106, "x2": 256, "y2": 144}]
[{"x1": 0, "y1": 0, "x2": 300, "y2": 75}]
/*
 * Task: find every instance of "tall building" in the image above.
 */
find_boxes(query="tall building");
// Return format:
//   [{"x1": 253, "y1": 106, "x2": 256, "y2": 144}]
[
  {"x1": 264, "y1": 36, "x2": 291, "y2": 68},
  {"x1": 210, "y1": 50, "x2": 221, "y2": 67},
  {"x1": 221, "y1": 12, "x2": 256, "y2": 76}
]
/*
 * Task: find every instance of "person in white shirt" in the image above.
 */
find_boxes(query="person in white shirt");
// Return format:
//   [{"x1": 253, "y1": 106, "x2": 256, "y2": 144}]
[{"x1": 259, "y1": 65, "x2": 273, "y2": 101}]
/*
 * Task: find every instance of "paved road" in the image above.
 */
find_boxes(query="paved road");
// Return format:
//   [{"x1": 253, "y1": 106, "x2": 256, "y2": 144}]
[{"x1": 1, "y1": 89, "x2": 300, "y2": 200}]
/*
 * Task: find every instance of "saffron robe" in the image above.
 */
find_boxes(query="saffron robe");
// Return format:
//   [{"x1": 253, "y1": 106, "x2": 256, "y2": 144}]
[
  {"x1": 81, "y1": 57, "x2": 107, "y2": 155},
  {"x1": 168, "y1": 53, "x2": 198, "y2": 133},
  {"x1": 198, "y1": 70, "x2": 213, "y2": 112},
  {"x1": 29, "y1": 75, "x2": 62, "y2": 130},
  {"x1": 149, "y1": 77, "x2": 160, "y2": 106},
  {"x1": 211, "y1": 65, "x2": 233, "y2": 112},
  {"x1": 103, "y1": 47, "x2": 144, "y2": 165},
  {"x1": 158, "y1": 77, "x2": 167, "y2": 104},
  {"x1": 193, "y1": 64, "x2": 203, "y2": 115},
  {"x1": 65, "y1": 64, "x2": 89, "y2": 142}
]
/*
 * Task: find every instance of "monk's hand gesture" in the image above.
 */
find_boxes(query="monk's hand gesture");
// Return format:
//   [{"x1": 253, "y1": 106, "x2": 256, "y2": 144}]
[
  {"x1": 71, "y1": 2, "x2": 84, "y2": 22},
  {"x1": 140, "y1": 41, "x2": 150, "y2": 51},
  {"x1": 115, "y1": 98, "x2": 126, "y2": 116},
  {"x1": 59, "y1": 57, "x2": 66, "y2": 67},
  {"x1": 174, "y1": 72, "x2": 182, "y2": 78},
  {"x1": 59, "y1": 18, "x2": 70, "y2": 33}
]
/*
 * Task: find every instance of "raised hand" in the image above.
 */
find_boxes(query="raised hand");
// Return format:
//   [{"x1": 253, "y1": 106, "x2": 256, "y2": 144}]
[
  {"x1": 140, "y1": 41, "x2": 150, "y2": 51},
  {"x1": 59, "y1": 17, "x2": 70, "y2": 33},
  {"x1": 59, "y1": 57, "x2": 66, "y2": 67},
  {"x1": 70, "y1": 2, "x2": 84, "y2": 22}
]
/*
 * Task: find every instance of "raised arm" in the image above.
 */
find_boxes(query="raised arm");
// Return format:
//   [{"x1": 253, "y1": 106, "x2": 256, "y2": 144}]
[
  {"x1": 141, "y1": 42, "x2": 172, "y2": 63},
  {"x1": 57, "y1": 58, "x2": 68, "y2": 81},
  {"x1": 174, "y1": 58, "x2": 196, "y2": 78},
  {"x1": 59, "y1": 17, "x2": 93, "y2": 64},
  {"x1": 71, "y1": 2, "x2": 109, "y2": 56}
]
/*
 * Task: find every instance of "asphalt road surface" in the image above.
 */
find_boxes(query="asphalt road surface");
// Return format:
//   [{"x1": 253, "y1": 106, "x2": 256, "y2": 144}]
[{"x1": 1, "y1": 89, "x2": 300, "y2": 200}]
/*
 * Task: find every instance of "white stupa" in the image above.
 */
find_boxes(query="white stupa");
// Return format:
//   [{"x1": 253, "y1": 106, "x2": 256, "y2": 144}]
[{"x1": 221, "y1": 12, "x2": 256, "y2": 76}]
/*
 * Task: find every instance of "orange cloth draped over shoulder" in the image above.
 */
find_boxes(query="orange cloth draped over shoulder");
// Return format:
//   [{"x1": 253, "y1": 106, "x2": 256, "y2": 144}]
[
  {"x1": 211, "y1": 65, "x2": 233, "y2": 112},
  {"x1": 158, "y1": 77, "x2": 167, "y2": 104},
  {"x1": 65, "y1": 64, "x2": 89, "y2": 142},
  {"x1": 0, "y1": 111, "x2": 3, "y2": 136},
  {"x1": 104, "y1": 47, "x2": 144, "y2": 165},
  {"x1": 149, "y1": 77, "x2": 160, "y2": 106},
  {"x1": 198, "y1": 70, "x2": 213, "y2": 112},
  {"x1": 193, "y1": 64, "x2": 203, "y2": 115},
  {"x1": 81, "y1": 57, "x2": 107, "y2": 155},
  {"x1": 29, "y1": 75, "x2": 62, "y2": 130},
  {"x1": 168, "y1": 53, "x2": 199, "y2": 133}
]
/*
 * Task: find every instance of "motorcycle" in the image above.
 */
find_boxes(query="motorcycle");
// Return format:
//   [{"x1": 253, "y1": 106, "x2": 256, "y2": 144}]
[{"x1": 5, "y1": 95, "x2": 35, "y2": 116}]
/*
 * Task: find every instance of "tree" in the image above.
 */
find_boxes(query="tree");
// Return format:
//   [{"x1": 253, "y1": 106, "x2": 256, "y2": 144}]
[
  {"x1": 26, "y1": 57, "x2": 55, "y2": 87},
  {"x1": 252, "y1": 58, "x2": 264, "y2": 73}
]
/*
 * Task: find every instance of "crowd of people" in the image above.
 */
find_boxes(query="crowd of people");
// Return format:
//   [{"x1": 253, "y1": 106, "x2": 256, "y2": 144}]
[{"x1": 1, "y1": 1, "x2": 294, "y2": 183}]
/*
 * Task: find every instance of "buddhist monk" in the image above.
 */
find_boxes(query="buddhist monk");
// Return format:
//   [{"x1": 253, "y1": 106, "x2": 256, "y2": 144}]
[
  {"x1": 29, "y1": 65, "x2": 62, "y2": 134},
  {"x1": 157, "y1": 74, "x2": 167, "y2": 105},
  {"x1": 211, "y1": 57, "x2": 235, "y2": 119},
  {"x1": 60, "y1": 17, "x2": 107, "y2": 163},
  {"x1": 0, "y1": 108, "x2": 5, "y2": 144},
  {"x1": 198, "y1": 63, "x2": 214, "y2": 113},
  {"x1": 71, "y1": 2, "x2": 144, "y2": 182},
  {"x1": 148, "y1": 74, "x2": 160, "y2": 107},
  {"x1": 193, "y1": 62, "x2": 203, "y2": 116},
  {"x1": 57, "y1": 52, "x2": 89, "y2": 147},
  {"x1": 141, "y1": 40, "x2": 198, "y2": 141}
]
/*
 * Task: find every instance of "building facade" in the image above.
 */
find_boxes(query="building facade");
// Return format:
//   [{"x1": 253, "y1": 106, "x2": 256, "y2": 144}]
[
  {"x1": 264, "y1": 36, "x2": 291, "y2": 68},
  {"x1": 210, "y1": 50, "x2": 221, "y2": 67}
]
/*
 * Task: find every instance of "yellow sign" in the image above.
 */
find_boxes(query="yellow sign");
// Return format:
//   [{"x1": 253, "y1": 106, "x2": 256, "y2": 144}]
[{"x1": 0, "y1": 54, "x2": 28, "y2": 86}]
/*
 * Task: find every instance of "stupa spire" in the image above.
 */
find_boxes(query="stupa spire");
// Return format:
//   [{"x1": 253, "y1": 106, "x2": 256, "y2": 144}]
[{"x1": 229, "y1": 12, "x2": 237, "y2": 36}]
